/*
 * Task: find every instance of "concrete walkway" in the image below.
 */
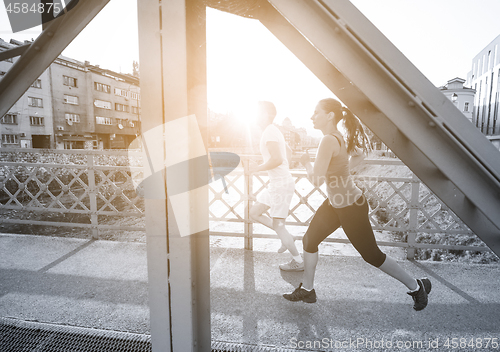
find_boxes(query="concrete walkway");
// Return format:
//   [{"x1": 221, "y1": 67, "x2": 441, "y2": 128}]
[{"x1": 1, "y1": 233, "x2": 500, "y2": 351}]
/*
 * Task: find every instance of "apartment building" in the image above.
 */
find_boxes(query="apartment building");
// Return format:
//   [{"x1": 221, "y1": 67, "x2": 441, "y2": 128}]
[
  {"x1": 439, "y1": 77, "x2": 475, "y2": 122},
  {"x1": 87, "y1": 64, "x2": 141, "y2": 150},
  {"x1": 467, "y1": 34, "x2": 500, "y2": 135},
  {"x1": 0, "y1": 38, "x2": 141, "y2": 149},
  {"x1": 50, "y1": 56, "x2": 94, "y2": 149},
  {"x1": 1, "y1": 39, "x2": 54, "y2": 148}
]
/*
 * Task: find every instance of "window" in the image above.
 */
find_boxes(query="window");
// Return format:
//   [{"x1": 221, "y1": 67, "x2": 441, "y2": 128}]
[
  {"x1": 1, "y1": 114, "x2": 17, "y2": 124},
  {"x1": 114, "y1": 87, "x2": 129, "y2": 98},
  {"x1": 464, "y1": 102, "x2": 469, "y2": 112},
  {"x1": 65, "y1": 113, "x2": 81, "y2": 124},
  {"x1": 96, "y1": 116, "x2": 112, "y2": 125},
  {"x1": 28, "y1": 96, "x2": 43, "y2": 107},
  {"x1": 129, "y1": 120, "x2": 135, "y2": 128},
  {"x1": 130, "y1": 91, "x2": 140, "y2": 100},
  {"x1": 64, "y1": 141, "x2": 84, "y2": 150},
  {"x1": 115, "y1": 103, "x2": 130, "y2": 112},
  {"x1": 30, "y1": 116, "x2": 44, "y2": 125},
  {"x1": 2, "y1": 134, "x2": 18, "y2": 144},
  {"x1": 64, "y1": 94, "x2": 79, "y2": 105},
  {"x1": 63, "y1": 75, "x2": 77, "y2": 87},
  {"x1": 94, "y1": 99, "x2": 112, "y2": 109},
  {"x1": 94, "y1": 82, "x2": 111, "y2": 93},
  {"x1": 31, "y1": 79, "x2": 42, "y2": 88},
  {"x1": 131, "y1": 106, "x2": 139, "y2": 114}
]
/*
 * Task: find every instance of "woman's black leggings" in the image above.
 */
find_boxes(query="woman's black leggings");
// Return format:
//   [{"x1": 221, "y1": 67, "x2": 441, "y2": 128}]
[{"x1": 302, "y1": 195, "x2": 387, "y2": 268}]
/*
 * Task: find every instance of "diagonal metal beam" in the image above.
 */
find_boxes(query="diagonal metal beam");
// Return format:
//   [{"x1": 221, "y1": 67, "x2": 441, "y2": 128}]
[
  {"x1": 256, "y1": 0, "x2": 500, "y2": 256},
  {"x1": 0, "y1": 0, "x2": 110, "y2": 119},
  {"x1": 0, "y1": 44, "x2": 30, "y2": 61}
]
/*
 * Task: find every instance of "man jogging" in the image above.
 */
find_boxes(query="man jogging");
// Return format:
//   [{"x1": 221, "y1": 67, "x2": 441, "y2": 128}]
[{"x1": 249, "y1": 101, "x2": 303, "y2": 271}]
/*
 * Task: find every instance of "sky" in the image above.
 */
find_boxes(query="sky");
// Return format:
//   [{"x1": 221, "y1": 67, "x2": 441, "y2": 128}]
[{"x1": 2, "y1": 0, "x2": 500, "y2": 137}]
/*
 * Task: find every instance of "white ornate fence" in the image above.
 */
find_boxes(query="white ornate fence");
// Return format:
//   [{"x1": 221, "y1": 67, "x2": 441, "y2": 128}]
[
  {"x1": 0, "y1": 148, "x2": 490, "y2": 259},
  {"x1": 0, "y1": 148, "x2": 144, "y2": 237}
]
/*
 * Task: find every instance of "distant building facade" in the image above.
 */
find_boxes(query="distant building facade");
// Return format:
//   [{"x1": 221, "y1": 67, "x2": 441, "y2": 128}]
[
  {"x1": 278, "y1": 117, "x2": 318, "y2": 150},
  {"x1": 467, "y1": 34, "x2": 500, "y2": 135},
  {"x1": 0, "y1": 38, "x2": 141, "y2": 149},
  {"x1": 1, "y1": 39, "x2": 54, "y2": 148},
  {"x1": 87, "y1": 64, "x2": 141, "y2": 150},
  {"x1": 50, "y1": 56, "x2": 94, "y2": 150},
  {"x1": 439, "y1": 78, "x2": 475, "y2": 122}
]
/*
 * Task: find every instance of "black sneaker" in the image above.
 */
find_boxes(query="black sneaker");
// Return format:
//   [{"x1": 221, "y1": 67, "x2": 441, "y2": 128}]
[
  {"x1": 283, "y1": 283, "x2": 317, "y2": 303},
  {"x1": 407, "y1": 278, "x2": 432, "y2": 311}
]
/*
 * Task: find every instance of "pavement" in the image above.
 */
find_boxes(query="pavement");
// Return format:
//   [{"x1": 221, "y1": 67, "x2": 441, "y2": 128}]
[{"x1": 1, "y1": 233, "x2": 500, "y2": 351}]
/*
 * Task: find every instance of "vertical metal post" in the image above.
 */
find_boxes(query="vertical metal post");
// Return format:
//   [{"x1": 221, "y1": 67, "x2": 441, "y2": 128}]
[
  {"x1": 244, "y1": 158, "x2": 253, "y2": 250},
  {"x1": 87, "y1": 154, "x2": 99, "y2": 239},
  {"x1": 407, "y1": 173, "x2": 420, "y2": 260},
  {"x1": 137, "y1": 1, "x2": 172, "y2": 351},
  {"x1": 138, "y1": 0, "x2": 210, "y2": 351},
  {"x1": 186, "y1": 2, "x2": 211, "y2": 350}
]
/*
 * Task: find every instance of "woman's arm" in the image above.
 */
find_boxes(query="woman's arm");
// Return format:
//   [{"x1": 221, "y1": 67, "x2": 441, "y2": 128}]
[{"x1": 301, "y1": 135, "x2": 339, "y2": 187}]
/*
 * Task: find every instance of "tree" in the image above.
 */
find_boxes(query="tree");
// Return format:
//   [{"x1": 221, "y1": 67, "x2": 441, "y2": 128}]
[{"x1": 132, "y1": 61, "x2": 140, "y2": 78}]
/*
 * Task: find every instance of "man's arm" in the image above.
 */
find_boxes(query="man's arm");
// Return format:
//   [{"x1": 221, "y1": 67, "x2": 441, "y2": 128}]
[
  {"x1": 286, "y1": 144, "x2": 293, "y2": 167},
  {"x1": 254, "y1": 141, "x2": 283, "y2": 172}
]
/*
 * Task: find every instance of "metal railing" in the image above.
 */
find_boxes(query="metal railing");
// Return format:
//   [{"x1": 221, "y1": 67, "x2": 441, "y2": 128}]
[
  {"x1": 0, "y1": 148, "x2": 144, "y2": 237},
  {"x1": 209, "y1": 157, "x2": 489, "y2": 259},
  {"x1": 0, "y1": 148, "x2": 491, "y2": 259}
]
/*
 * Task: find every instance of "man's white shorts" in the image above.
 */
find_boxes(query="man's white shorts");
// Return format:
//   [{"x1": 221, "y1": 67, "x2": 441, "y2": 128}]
[{"x1": 256, "y1": 177, "x2": 295, "y2": 219}]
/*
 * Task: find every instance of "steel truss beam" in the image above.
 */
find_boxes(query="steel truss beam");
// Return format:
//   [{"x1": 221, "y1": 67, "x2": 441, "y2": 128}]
[
  {"x1": 0, "y1": 0, "x2": 110, "y2": 119},
  {"x1": 0, "y1": 44, "x2": 30, "y2": 62},
  {"x1": 138, "y1": 1, "x2": 210, "y2": 351},
  {"x1": 256, "y1": 0, "x2": 500, "y2": 255}
]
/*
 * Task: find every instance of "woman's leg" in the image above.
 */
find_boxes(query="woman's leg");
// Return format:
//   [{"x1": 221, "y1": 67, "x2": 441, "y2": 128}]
[
  {"x1": 301, "y1": 199, "x2": 341, "y2": 290},
  {"x1": 378, "y1": 256, "x2": 418, "y2": 290},
  {"x1": 284, "y1": 199, "x2": 341, "y2": 302},
  {"x1": 338, "y1": 197, "x2": 417, "y2": 290},
  {"x1": 302, "y1": 250, "x2": 319, "y2": 291}
]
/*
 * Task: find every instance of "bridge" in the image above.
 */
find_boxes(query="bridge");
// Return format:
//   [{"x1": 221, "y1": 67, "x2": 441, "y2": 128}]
[{"x1": 1, "y1": 0, "x2": 499, "y2": 351}]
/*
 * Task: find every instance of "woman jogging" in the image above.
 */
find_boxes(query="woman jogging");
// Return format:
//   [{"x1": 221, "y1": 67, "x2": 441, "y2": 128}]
[{"x1": 283, "y1": 98, "x2": 431, "y2": 311}]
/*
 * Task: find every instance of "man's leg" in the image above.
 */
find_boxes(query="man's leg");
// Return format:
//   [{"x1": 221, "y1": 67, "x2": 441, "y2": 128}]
[
  {"x1": 249, "y1": 202, "x2": 273, "y2": 229},
  {"x1": 272, "y1": 217, "x2": 300, "y2": 258}
]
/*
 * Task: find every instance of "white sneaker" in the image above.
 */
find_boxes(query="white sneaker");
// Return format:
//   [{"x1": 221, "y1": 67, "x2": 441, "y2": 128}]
[{"x1": 279, "y1": 259, "x2": 304, "y2": 272}]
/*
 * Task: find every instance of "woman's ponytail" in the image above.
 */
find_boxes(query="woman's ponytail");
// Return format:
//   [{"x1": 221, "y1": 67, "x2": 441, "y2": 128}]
[
  {"x1": 318, "y1": 98, "x2": 371, "y2": 154},
  {"x1": 341, "y1": 107, "x2": 370, "y2": 154}
]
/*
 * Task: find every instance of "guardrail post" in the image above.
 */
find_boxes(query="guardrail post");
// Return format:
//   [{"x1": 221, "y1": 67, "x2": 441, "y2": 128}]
[
  {"x1": 407, "y1": 173, "x2": 420, "y2": 260},
  {"x1": 87, "y1": 154, "x2": 99, "y2": 239},
  {"x1": 244, "y1": 158, "x2": 253, "y2": 250}
]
